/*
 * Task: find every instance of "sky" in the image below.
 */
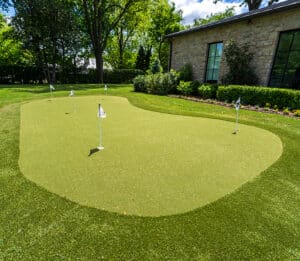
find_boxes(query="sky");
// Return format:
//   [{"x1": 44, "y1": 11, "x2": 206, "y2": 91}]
[
  {"x1": 171, "y1": 0, "x2": 271, "y2": 24},
  {"x1": 1, "y1": 0, "x2": 281, "y2": 25}
]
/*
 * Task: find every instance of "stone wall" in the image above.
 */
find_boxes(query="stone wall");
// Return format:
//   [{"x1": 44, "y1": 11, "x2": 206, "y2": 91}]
[{"x1": 170, "y1": 8, "x2": 300, "y2": 86}]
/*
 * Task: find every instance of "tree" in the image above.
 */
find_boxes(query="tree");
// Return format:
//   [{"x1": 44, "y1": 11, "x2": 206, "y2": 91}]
[
  {"x1": 79, "y1": 0, "x2": 145, "y2": 82},
  {"x1": 105, "y1": 1, "x2": 150, "y2": 69},
  {"x1": 192, "y1": 7, "x2": 235, "y2": 27},
  {"x1": 0, "y1": 13, "x2": 32, "y2": 66},
  {"x1": 11, "y1": 0, "x2": 83, "y2": 83},
  {"x1": 222, "y1": 40, "x2": 258, "y2": 85},
  {"x1": 148, "y1": 0, "x2": 183, "y2": 70},
  {"x1": 135, "y1": 45, "x2": 151, "y2": 72},
  {"x1": 213, "y1": 0, "x2": 279, "y2": 11}
]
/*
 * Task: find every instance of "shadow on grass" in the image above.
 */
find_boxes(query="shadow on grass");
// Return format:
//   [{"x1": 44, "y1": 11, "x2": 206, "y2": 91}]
[{"x1": 88, "y1": 148, "x2": 100, "y2": 156}]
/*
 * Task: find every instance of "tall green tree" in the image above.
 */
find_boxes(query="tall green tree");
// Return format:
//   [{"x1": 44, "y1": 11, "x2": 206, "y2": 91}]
[
  {"x1": 0, "y1": 13, "x2": 32, "y2": 66},
  {"x1": 105, "y1": 1, "x2": 150, "y2": 69},
  {"x1": 79, "y1": 0, "x2": 145, "y2": 82},
  {"x1": 148, "y1": 0, "x2": 183, "y2": 70},
  {"x1": 11, "y1": 0, "x2": 83, "y2": 83}
]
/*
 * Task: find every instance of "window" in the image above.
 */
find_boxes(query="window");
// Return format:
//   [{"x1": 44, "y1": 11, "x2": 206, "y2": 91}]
[
  {"x1": 205, "y1": 42, "x2": 223, "y2": 82},
  {"x1": 269, "y1": 30, "x2": 300, "y2": 88}
]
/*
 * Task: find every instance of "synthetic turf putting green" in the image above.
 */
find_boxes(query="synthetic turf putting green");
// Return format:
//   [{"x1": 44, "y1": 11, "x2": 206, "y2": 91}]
[{"x1": 19, "y1": 96, "x2": 282, "y2": 217}]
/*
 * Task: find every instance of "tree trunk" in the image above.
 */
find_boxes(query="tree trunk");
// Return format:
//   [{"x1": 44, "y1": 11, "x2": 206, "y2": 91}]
[{"x1": 95, "y1": 49, "x2": 104, "y2": 83}]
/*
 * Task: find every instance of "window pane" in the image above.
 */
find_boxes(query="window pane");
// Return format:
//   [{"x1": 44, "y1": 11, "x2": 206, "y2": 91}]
[
  {"x1": 212, "y1": 70, "x2": 219, "y2": 81},
  {"x1": 216, "y1": 43, "x2": 223, "y2": 57},
  {"x1": 286, "y1": 50, "x2": 300, "y2": 69},
  {"x1": 269, "y1": 30, "x2": 300, "y2": 88},
  {"x1": 209, "y1": 44, "x2": 217, "y2": 57},
  {"x1": 278, "y1": 33, "x2": 293, "y2": 51},
  {"x1": 291, "y1": 32, "x2": 300, "y2": 50},
  {"x1": 207, "y1": 57, "x2": 215, "y2": 69},
  {"x1": 205, "y1": 42, "x2": 223, "y2": 82},
  {"x1": 206, "y1": 69, "x2": 213, "y2": 81}
]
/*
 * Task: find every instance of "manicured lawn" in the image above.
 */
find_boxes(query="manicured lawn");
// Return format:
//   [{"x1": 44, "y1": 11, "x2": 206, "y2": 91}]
[{"x1": 0, "y1": 84, "x2": 299, "y2": 260}]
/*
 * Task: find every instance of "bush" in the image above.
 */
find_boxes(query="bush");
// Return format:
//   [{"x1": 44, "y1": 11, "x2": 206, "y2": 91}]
[
  {"x1": 222, "y1": 40, "x2": 258, "y2": 85},
  {"x1": 178, "y1": 63, "x2": 193, "y2": 81},
  {"x1": 133, "y1": 75, "x2": 147, "y2": 92},
  {"x1": 198, "y1": 84, "x2": 219, "y2": 99},
  {"x1": 177, "y1": 80, "x2": 200, "y2": 96},
  {"x1": 133, "y1": 71, "x2": 179, "y2": 95},
  {"x1": 294, "y1": 110, "x2": 300, "y2": 117},
  {"x1": 150, "y1": 58, "x2": 163, "y2": 74},
  {"x1": 216, "y1": 85, "x2": 300, "y2": 109}
]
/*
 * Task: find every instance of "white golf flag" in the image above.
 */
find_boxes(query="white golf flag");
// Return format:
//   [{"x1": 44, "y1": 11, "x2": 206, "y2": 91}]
[
  {"x1": 69, "y1": 90, "x2": 74, "y2": 96},
  {"x1": 49, "y1": 85, "x2": 55, "y2": 91},
  {"x1": 235, "y1": 97, "x2": 241, "y2": 111},
  {"x1": 104, "y1": 84, "x2": 107, "y2": 91},
  {"x1": 98, "y1": 104, "x2": 106, "y2": 118}
]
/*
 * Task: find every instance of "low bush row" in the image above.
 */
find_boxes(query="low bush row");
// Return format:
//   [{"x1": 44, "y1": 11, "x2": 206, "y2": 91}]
[
  {"x1": 133, "y1": 73, "x2": 300, "y2": 110},
  {"x1": 217, "y1": 85, "x2": 300, "y2": 110}
]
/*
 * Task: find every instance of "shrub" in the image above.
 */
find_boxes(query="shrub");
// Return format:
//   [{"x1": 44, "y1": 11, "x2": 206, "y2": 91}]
[
  {"x1": 216, "y1": 85, "x2": 300, "y2": 110},
  {"x1": 133, "y1": 70, "x2": 179, "y2": 95},
  {"x1": 198, "y1": 84, "x2": 219, "y2": 99},
  {"x1": 133, "y1": 75, "x2": 147, "y2": 92},
  {"x1": 177, "y1": 80, "x2": 200, "y2": 96},
  {"x1": 294, "y1": 110, "x2": 300, "y2": 117},
  {"x1": 222, "y1": 40, "x2": 258, "y2": 85},
  {"x1": 150, "y1": 58, "x2": 163, "y2": 74},
  {"x1": 178, "y1": 63, "x2": 193, "y2": 81}
]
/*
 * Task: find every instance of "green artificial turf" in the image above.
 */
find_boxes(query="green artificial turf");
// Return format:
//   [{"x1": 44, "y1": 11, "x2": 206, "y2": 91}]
[
  {"x1": 0, "y1": 84, "x2": 300, "y2": 260},
  {"x1": 19, "y1": 96, "x2": 282, "y2": 217}
]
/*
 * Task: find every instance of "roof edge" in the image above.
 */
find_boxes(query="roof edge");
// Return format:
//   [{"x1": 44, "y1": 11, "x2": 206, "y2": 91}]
[{"x1": 165, "y1": 0, "x2": 300, "y2": 39}]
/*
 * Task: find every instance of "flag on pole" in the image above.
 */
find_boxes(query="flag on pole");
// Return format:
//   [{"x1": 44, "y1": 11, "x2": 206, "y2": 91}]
[
  {"x1": 104, "y1": 84, "x2": 108, "y2": 95},
  {"x1": 234, "y1": 96, "x2": 241, "y2": 111},
  {"x1": 69, "y1": 90, "x2": 75, "y2": 97},
  {"x1": 49, "y1": 85, "x2": 55, "y2": 91},
  {"x1": 98, "y1": 104, "x2": 106, "y2": 118}
]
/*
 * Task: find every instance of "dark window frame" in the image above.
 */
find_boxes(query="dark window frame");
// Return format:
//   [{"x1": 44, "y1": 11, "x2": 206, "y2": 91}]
[
  {"x1": 268, "y1": 28, "x2": 300, "y2": 88},
  {"x1": 204, "y1": 41, "x2": 223, "y2": 83}
]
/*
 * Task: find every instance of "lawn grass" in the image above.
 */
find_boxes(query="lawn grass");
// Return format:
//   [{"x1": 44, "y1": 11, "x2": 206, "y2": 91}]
[{"x1": 0, "y1": 84, "x2": 300, "y2": 260}]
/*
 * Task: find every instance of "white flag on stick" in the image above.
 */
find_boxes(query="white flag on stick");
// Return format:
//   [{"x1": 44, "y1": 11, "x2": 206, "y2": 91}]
[
  {"x1": 98, "y1": 104, "x2": 106, "y2": 118},
  {"x1": 69, "y1": 90, "x2": 75, "y2": 97},
  {"x1": 49, "y1": 85, "x2": 55, "y2": 91}
]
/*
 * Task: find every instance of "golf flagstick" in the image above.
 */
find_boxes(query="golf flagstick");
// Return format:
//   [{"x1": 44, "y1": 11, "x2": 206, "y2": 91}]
[
  {"x1": 104, "y1": 84, "x2": 108, "y2": 95},
  {"x1": 49, "y1": 84, "x2": 55, "y2": 99},
  {"x1": 69, "y1": 90, "x2": 76, "y2": 113},
  {"x1": 97, "y1": 104, "x2": 106, "y2": 150},
  {"x1": 233, "y1": 97, "x2": 241, "y2": 134}
]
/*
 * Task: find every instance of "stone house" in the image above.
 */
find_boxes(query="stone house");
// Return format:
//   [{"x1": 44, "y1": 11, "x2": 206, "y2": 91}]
[{"x1": 166, "y1": 0, "x2": 300, "y2": 88}]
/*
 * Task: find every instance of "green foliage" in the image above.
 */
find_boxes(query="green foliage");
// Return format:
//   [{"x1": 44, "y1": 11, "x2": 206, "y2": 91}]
[
  {"x1": 178, "y1": 63, "x2": 193, "y2": 81},
  {"x1": 0, "y1": 14, "x2": 33, "y2": 66},
  {"x1": 294, "y1": 110, "x2": 300, "y2": 117},
  {"x1": 148, "y1": 0, "x2": 183, "y2": 70},
  {"x1": 198, "y1": 84, "x2": 219, "y2": 99},
  {"x1": 192, "y1": 7, "x2": 235, "y2": 27},
  {"x1": 135, "y1": 46, "x2": 152, "y2": 72},
  {"x1": 222, "y1": 40, "x2": 258, "y2": 85},
  {"x1": 217, "y1": 85, "x2": 300, "y2": 109},
  {"x1": 133, "y1": 71, "x2": 179, "y2": 95},
  {"x1": 177, "y1": 80, "x2": 200, "y2": 95},
  {"x1": 150, "y1": 58, "x2": 163, "y2": 74}
]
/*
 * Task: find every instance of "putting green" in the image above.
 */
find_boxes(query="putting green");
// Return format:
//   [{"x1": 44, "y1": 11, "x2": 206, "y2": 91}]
[{"x1": 19, "y1": 96, "x2": 282, "y2": 217}]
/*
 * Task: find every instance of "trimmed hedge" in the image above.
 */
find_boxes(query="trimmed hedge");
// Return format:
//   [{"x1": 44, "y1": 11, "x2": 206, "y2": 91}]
[
  {"x1": 0, "y1": 65, "x2": 144, "y2": 84},
  {"x1": 217, "y1": 85, "x2": 300, "y2": 109}
]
